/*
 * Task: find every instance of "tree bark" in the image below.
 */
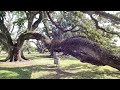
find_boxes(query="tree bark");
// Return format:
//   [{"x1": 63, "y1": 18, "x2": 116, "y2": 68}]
[
  {"x1": 6, "y1": 33, "x2": 51, "y2": 62},
  {"x1": 5, "y1": 43, "x2": 28, "y2": 62},
  {"x1": 21, "y1": 49, "x2": 29, "y2": 60}
]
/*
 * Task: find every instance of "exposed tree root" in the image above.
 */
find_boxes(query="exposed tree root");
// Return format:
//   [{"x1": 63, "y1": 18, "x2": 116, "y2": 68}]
[{"x1": 5, "y1": 58, "x2": 30, "y2": 62}]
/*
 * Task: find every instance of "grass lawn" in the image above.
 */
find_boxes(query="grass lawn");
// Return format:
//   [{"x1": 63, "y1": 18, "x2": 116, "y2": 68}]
[{"x1": 0, "y1": 52, "x2": 120, "y2": 79}]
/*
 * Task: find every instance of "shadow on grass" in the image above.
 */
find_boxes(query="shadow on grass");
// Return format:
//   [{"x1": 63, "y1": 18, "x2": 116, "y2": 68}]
[
  {"x1": 0, "y1": 64, "x2": 76, "y2": 79},
  {"x1": 61, "y1": 63, "x2": 120, "y2": 79},
  {"x1": 72, "y1": 70, "x2": 120, "y2": 79},
  {"x1": 40, "y1": 70, "x2": 120, "y2": 79},
  {"x1": 29, "y1": 65, "x2": 75, "y2": 79},
  {"x1": 0, "y1": 61, "x2": 120, "y2": 79},
  {"x1": 0, "y1": 65, "x2": 47, "y2": 79},
  {"x1": 0, "y1": 64, "x2": 74, "y2": 79},
  {"x1": 32, "y1": 63, "x2": 120, "y2": 79},
  {"x1": 39, "y1": 55, "x2": 53, "y2": 58},
  {"x1": 0, "y1": 66, "x2": 33, "y2": 79}
]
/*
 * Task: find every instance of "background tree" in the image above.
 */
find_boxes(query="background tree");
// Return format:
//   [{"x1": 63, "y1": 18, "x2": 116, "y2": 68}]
[{"x1": 0, "y1": 11, "x2": 51, "y2": 62}]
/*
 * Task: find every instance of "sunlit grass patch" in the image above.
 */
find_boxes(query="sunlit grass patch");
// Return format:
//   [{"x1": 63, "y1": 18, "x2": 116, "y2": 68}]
[
  {"x1": 0, "y1": 70, "x2": 19, "y2": 79},
  {"x1": 0, "y1": 53, "x2": 120, "y2": 79},
  {"x1": 31, "y1": 71, "x2": 57, "y2": 79}
]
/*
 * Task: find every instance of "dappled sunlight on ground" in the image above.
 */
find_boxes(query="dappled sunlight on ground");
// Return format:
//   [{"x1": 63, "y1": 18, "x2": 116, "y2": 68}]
[{"x1": 0, "y1": 53, "x2": 120, "y2": 79}]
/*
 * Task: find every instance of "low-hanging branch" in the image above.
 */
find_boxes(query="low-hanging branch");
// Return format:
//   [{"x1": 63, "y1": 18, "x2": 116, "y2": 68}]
[
  {"x1": 17, "y1": 32, "x2": 51, "y2": 48},
  {"x1": 52, "y1": 36, "x2": 120, "y2": 71}
]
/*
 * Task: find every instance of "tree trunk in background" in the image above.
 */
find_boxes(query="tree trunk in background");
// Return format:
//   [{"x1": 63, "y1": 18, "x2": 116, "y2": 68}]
[
  {"x1": 26, "y1": 40, "x2": 31, "y2": 54},
  {"x1": 36, "y1": 40, "x2": 45, "y2": 53},
  {"x1": 26, "y1": 48, "x2": 31, "y2": 54}
]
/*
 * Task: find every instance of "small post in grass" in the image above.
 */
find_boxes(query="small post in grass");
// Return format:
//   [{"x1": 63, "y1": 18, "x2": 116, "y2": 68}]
[{"x1": 53, "y1": 52, "x2": 60, "y2": 67}]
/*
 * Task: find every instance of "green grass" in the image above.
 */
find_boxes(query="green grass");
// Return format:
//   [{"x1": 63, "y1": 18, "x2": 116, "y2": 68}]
[{"x1": 0, "y1": 52, "x2": 120, "y2": 79}]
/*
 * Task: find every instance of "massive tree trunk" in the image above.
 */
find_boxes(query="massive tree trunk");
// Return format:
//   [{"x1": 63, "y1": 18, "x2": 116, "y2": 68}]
[
  {"x1": 11, "y1": 43, "x2": 27, "y2": 62},
  {"x1": 6, "y1": 43, "x2": 27, "y2": 62}
]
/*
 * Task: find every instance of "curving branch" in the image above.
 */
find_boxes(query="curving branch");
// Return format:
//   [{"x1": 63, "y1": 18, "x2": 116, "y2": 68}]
[
  {"x1": 46, "y1": 11, "x2": 77, "y2": 33},
  {"x1": 90, "y1": 15, "x2": 120, "y2": 37},
  {"x1": 82, "y1": 11, "x2": 120, "y2": 24},
  {"x1": 94, "y1": 11, "x2": 120, "y2": 24},
  {"x1": 17, "y1": 32, "x2": 51, "y2": 48}
]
